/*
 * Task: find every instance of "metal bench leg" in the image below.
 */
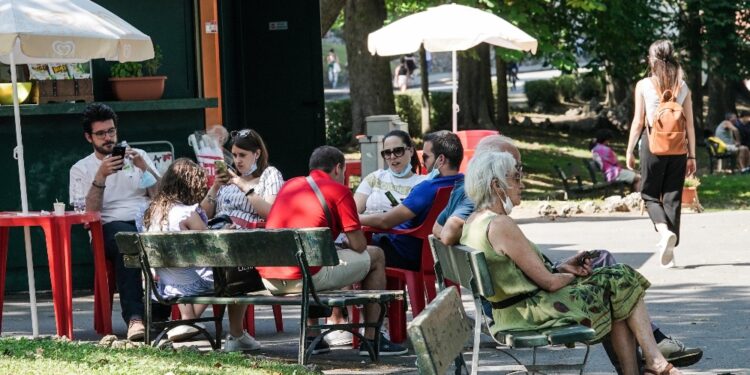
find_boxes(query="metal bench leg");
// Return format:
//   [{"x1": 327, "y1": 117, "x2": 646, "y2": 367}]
[{"x1": 470, "y1": 297, "x2": 483, "y2": 375}]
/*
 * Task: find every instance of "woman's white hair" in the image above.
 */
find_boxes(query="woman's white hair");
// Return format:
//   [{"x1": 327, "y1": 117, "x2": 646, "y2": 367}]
[{"x1": 465, "y1": 151, "x2": 517, "y2": 210}]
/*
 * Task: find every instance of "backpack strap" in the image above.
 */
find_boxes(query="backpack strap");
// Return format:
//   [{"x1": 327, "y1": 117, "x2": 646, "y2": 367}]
[{"x1": 306, "y1": 176, "x2": 333, "y2": 226}]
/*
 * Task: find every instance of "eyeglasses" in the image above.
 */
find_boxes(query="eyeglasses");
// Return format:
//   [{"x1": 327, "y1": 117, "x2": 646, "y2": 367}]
[
  {"x1": 381, "y1": 146, "x2": 407, "y2": 158},
  {"x1": 508, "y1": 171, "x2": 524, "y2": 183},
  {"x1": 230, "y1": 129, "x2": 252, "y2": 139},
  {"x1": 91, "y1": 127, "x2": 117, "y2": 139}
]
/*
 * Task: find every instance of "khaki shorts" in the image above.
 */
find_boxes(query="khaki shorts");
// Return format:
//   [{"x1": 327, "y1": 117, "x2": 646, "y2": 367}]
[{"x1": 263, "y1": 248, "x2": 371, "y2": 295}]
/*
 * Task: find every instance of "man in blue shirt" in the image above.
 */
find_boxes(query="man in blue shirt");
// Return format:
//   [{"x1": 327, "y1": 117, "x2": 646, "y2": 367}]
[{"x1": 360, "y1": 130, "x2": 463, "y2": 270}]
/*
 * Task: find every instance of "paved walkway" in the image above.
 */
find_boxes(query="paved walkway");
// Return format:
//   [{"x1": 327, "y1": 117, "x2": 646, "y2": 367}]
[{"x1": 2, "y1": 208, "x2": 749, "y2": 374}]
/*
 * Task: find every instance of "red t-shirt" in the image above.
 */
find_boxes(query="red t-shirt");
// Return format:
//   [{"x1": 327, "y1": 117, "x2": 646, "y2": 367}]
[{"x1": 256, "y1": 169, "x2": 361, "y2": 280}]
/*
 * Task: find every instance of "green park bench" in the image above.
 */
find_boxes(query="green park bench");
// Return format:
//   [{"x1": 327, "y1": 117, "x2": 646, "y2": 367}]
[
  {"x1": 428, "y1": 235, "x2": 595, "y2": 374},
  {"x1": 554, "y1": 162, "x2": 625, "y2": 199},
  {"x1": 115, "y1": 228, "x2": 404, "y2": 365},
  {"x1": 408, "y1": 286, "x2": 472, "y2": 375}
]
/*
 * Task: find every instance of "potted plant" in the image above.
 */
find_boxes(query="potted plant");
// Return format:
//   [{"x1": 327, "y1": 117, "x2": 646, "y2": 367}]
[
  {"x1": 682, "y1": 176, "x2": 700, "y2": 206},
  {"x1": 109, "y1": 45, "x2": 167, "y2": 101}
]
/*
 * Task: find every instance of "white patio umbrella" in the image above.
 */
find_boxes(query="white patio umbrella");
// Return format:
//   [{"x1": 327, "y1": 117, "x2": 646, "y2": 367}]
[
  {"x1": 368, "y1": 3, "x2": 538, "y2": 132},
  {"x1": 0, "y1": 0, "x2": 154, "y2": 336}
]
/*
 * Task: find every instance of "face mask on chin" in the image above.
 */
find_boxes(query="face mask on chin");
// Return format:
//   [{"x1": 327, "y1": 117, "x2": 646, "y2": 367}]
[
  {"x1": 426, "y1": 156, "x2": 441, "y2": 180},
  {"x1": 499, "y1": 187, "x2": 514, "y2": 215},
  {"x1": 389, "y1": 163, "x2": 412, "y2": 178},
  {"x1": 242, "y1": 162, "x2": 257, "y2": 177}
]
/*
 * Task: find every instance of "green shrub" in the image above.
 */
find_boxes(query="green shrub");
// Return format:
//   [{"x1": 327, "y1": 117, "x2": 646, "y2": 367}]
[
  {"x1": 394, "y1": 93, "x2": 422, "y2": 137},
  {"x1": 324, "y1": 99, "x2": 352, "y2": 147},
  {"x1": 525, "y1": 79, "x2": 558, "y2": 109},
  {"x1": 554, "y1": 75, "x2": 577, "y2": 102},
  {"x1": 430, "y1": 91, "x2": 453, "y2": 132},
  {"x1": 577, "y1": 73, "x2": 604, "y2": 101}
]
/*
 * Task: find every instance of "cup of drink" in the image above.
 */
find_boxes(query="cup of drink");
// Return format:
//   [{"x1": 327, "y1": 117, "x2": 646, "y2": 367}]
[{"x1": 53, "y1": 202, "x2": 65, "y2": 216}]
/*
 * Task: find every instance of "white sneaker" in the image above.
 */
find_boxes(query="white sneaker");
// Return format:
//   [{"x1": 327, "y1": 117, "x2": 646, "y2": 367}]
[
  {"x1": 658, "y1": 230, "x2": 677, "y2": 267},
  {"x1": 223, "y1": 330, "x2": 261, "y2": 352},
  {"x1": 324, "y1": 330, "x2": 353, "y2": 346},
  {"x1": 167, "y1": 323, "x2": 205, "y2": 342}
]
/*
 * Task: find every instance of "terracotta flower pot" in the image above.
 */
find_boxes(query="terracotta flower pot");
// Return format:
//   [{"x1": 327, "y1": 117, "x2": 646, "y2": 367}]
[
  {"x1": 681, "y1": 186, "x2": 698, "y2": 205},
  {"x1": 109, "y1": 76, "x2": 167, "y2": 101}
]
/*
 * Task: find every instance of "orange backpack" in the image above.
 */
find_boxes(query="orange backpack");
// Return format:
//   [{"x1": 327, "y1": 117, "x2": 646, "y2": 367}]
[{"x1": 646, "y1": 79, "x2": 688, "y2": 155}]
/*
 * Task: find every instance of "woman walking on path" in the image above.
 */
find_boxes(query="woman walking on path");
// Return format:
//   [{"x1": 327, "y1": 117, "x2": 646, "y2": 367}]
[{"x1": 626, "y1": 40, "x2": 696, "y2": 268}]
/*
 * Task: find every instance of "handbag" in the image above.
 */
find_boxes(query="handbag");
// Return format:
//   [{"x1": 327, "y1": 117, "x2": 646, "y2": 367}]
[{"x1": 208, "y1": 214, "x2": 267, "y2": 296}]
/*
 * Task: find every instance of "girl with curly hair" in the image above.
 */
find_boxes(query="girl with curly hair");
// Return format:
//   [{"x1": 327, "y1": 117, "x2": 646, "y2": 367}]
[{"x1": 144, "y1": 158, "x2": 260, "y2": 350}]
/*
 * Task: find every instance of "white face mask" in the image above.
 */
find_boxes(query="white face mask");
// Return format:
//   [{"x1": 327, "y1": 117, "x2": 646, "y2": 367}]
[
  {"x1": 389, "y1": 163, "x2": 412, "y2": 178},
  {"x1": 499, "y1": 187, "x2": 514, "y2": 215},
  {"x1": 138, "y1": 171, "x2": 157, "y2": 189},
  {"x1": 426, "y1": 156, "x2": 441, "y2": 180},
  {"x1": 242, "y1": 162, "x2": 257, "y2": 177}
]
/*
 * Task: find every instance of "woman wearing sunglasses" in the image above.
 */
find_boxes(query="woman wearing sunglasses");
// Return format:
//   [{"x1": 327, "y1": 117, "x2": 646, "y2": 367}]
[
  {"x1": 354, "y1": 130, "x2": 425, "y2": 214},
  {"x1": 200, "y1": 128, "x2": 283, "y2": 227}
]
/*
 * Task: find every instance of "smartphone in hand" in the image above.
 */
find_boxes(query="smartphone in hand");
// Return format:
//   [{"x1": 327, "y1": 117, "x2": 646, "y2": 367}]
[
  {"x1": 215, "y1": 160, "x2": 227, "y2": 175},
  {"x1": 577, "y1": 250, "x2": 601, "y2": 266},
  {"x1": 384, "y1": 191, "x2": 400, "y2": 207},
  {"x1": 111, "y1": 144, "x2": 127, "y2": 170}
]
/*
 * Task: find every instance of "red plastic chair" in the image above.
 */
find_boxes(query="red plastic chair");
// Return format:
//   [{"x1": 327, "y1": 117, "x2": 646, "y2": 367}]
[
  {"x1": 356, "y1": 186, "x2": 454, "y2": 344},
  {"x1": 344, "y1": 160, "x2": 362, "y2": 189}
]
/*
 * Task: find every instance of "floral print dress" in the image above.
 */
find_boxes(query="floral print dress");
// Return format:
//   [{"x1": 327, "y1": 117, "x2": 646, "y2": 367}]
[{"x1": 461, "y1": 211, "x2": 651, "y2": 343}]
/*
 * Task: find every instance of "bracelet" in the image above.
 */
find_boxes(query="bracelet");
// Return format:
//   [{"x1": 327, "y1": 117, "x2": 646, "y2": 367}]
[
  {"x1": 687, "y1": 156, "x2": 696, "y2": 160},
  {"x1": 91, "y1": 180, "x2": 106, "y2": 189},
  {"x1": 245, "y1": 188, "x2": 255, "y2": 197}
]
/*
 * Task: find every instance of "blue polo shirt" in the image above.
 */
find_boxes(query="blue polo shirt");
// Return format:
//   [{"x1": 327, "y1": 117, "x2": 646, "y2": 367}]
[
  {"x1": 387, "y1": 173, "x2": 463, "y2": 262},
  {"x1": 436, "y1": 179, "x2": 474, "y2": 226}
]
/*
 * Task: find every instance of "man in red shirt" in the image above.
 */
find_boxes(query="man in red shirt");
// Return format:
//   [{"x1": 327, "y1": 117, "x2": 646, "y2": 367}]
[{"x1": 257, "y1": 146, "x2": 407, "y2": 356}]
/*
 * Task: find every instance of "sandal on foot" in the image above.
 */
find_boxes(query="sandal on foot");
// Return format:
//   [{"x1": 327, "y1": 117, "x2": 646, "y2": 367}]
[{"x1": 645, "y1": 363, "x2": 674, "y2": 375}]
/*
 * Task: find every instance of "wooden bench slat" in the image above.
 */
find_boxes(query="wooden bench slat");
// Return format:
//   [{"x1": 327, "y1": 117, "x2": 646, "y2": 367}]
[
  {"x1": 174, "y1": 290, "x2": 404, "y2": 307},
  {"x1": 116, "y1": 228, "x2": 340, "y2": 267},
  {"x1": 409, "y1": 287, "x2": 472, "y2": 375}
]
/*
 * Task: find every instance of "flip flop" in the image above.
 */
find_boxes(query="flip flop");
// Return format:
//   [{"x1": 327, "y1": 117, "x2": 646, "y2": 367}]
[{"x1": 644, "y1": 363, "x2": 675, "y2": 375}]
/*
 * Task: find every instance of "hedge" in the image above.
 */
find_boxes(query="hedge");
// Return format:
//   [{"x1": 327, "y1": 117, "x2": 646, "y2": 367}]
[
  {"x1": 325, "y1": 91, "x2": 454, "y2": 147},
  {"x1": 525, "y1": 79, "x2": 559, "y2": 109}
]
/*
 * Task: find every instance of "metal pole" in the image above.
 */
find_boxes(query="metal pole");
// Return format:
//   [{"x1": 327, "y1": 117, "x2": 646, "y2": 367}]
[
  {"x1": 452, "y1": 50, "x2": 458, "y2": 133},
  {"x1": 10, "y1": 51, "x2": 40, "y2": 337}
]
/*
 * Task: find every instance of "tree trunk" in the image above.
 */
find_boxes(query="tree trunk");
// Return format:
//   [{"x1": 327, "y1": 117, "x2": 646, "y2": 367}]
[
  {"x1": 419, "y1": 45, "x2": 430, "y2": 136},
  {"x1": 494, "y1": 53, "x2": 509, "y2": 129},
  {"x1": 681, "y1": 0, "x2": 703, "y2": 129},
  {"x1": 704, "y1": 0, "x2": 738, "y2": 130},
  {"x1": 706, "y1": 74, "x2": 736, "y2": 129},
  {"x1": 343, "y1": 0, "x2": 395, "y2": 140},
  {"x1": 320, "y1": 0, "x2": 345, "y2": 37},
  {"x1": 457, "y1": 44, "x2": 495, "y2": 130},
  {"x1": 604, "y1": 66, "x2": 629, "y2": 108}
]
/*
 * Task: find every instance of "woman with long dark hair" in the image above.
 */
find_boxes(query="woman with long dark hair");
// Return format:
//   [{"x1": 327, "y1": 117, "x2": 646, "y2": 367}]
[
  {"x1": 625, "y1": 40, "x2": 696, "y2": 268},
  {"x1": 200, "y1": 128, "x2": 283, "y2": 228}
]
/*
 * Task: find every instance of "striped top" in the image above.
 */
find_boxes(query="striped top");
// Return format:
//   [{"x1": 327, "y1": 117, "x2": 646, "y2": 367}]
[{"x1": 216, "y1": 166, "x2": 283, "y2": 223}]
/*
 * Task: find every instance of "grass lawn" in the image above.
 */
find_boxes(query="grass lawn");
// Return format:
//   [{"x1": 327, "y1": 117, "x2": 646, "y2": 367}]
[
  {"x1": 0, "y1": 338, "x2": 319, "y2": 375},
  {"x1": 497, "y1": 122, "x2": 749, "y2": 210}
]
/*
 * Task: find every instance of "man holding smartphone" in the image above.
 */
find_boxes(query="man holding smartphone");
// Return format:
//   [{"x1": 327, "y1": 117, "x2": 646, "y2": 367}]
[{"x1": 69, "y1": 103, "x2": 162, "y2": 341}]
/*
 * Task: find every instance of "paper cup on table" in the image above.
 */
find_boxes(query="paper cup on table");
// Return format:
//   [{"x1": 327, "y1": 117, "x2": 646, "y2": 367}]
[{"x1": 53, "y1": 202, "x2": 65, "y2": 216}]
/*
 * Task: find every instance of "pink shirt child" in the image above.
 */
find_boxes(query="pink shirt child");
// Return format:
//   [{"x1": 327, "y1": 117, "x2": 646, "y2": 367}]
[{"x1": 591, "y1": 143, "x2": 622, "y2": 182}]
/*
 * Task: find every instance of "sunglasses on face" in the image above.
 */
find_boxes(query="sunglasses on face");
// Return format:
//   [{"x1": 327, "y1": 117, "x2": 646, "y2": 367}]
[
  {"x1": 381, "y1": 146, "x2": 408, "y2": 158},
  {"x1": 91, "y1": 127, "x2": 117, "y2": 139}
]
